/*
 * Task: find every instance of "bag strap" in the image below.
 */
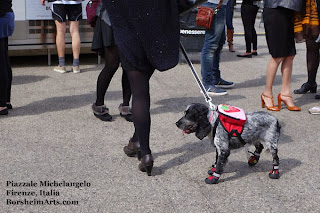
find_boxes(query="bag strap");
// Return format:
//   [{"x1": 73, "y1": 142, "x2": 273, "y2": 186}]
[{"x1": 215, "y1": 0, "x2": 223, "y2": 14}]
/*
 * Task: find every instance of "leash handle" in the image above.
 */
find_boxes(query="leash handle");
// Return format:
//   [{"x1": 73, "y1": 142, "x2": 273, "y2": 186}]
[{"x1": 179, "y1": 42, "x2": 216, "y2": 110}]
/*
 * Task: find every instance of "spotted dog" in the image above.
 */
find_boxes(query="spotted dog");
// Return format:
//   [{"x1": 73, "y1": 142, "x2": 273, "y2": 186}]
[{"x1": 176, "y1": 103, "x2": 281, "y2": 184}]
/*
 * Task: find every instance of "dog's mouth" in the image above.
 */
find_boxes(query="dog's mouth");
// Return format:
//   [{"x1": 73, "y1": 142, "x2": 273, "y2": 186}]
[
  {"x1": 182, "y1": 126, "x2": 196, "y2": 135},
  {"x1": 182, "y1": 129, "x2": 191, "y2": 135}
]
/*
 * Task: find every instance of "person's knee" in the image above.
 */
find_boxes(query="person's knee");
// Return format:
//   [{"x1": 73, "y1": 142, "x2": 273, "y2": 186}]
[
  {"x1": 69, "y1": 22, "x2": 80, "y2": 36},
  {"x1": 272, "y1": 57, "x2": 285, "y2": 64}
]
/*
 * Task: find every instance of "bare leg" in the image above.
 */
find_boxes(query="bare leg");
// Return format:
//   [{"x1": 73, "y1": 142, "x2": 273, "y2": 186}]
[
  {"x1": 54, "y1": 20, "x2": 66, "y2": 58},
  {"x1": 262, "y1": 57, "x2": 284, "y2": 106},
  {"x1": 69, "y1": 21, "x2": 80, "y2": 60},
  {"x1": 280, "y1": 55, "x2": 296, "y2": 107}
]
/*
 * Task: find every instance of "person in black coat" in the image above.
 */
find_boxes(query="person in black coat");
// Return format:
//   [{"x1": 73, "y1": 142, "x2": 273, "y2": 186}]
[{"x1": 102, "y1": 0, "x2": 180, "y2": 175}]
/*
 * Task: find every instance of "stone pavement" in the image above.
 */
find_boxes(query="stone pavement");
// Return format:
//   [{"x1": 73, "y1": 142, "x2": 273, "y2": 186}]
[{"x1": 1, "y1": 13, "x2": 320, "y2": 213}]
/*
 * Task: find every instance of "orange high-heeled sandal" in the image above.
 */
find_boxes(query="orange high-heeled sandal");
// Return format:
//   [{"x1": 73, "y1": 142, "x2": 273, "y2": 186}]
[
  {"x1": 261, "y1": 93, "x2": 280, "y2": 111},
  {"x1": 277, "y1": 94, "x2": 301, "y2": 111}
]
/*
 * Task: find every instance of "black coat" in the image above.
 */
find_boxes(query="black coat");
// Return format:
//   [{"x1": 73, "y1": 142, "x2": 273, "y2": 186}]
[
  {"x1": 102, "y1": 0, "x2": 180, "y2": 71},
  {"x1": 264, "y1": 0, "x2": 304, "y2": 12}
]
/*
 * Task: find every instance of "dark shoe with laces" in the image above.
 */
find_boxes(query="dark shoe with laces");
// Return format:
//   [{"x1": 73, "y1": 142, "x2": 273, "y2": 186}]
[
  {"x1": 118, "y1": 103, "x2": 133, "y2": 122},
  {"x1": 215, "y1": 78, "x2": 234, "y2": 89},
  {"x1": 92, "y1": 103, "x2": 112, "y2": 121},
  {"x1": 123, "y1": 138, "x2": 141, "y2": 159},
  {"x1": 294, "y1": 82, "x2": 317, "y2": 94}
]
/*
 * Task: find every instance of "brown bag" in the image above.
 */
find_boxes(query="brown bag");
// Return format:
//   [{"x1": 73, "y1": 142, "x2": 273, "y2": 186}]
[{"x1": 196, "y1": 0, "x2": 223, "y2": 29}]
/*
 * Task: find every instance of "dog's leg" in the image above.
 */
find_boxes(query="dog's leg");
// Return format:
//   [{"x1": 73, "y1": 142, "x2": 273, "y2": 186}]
[
  {"x1": 207, "y1": 149, "x2": 219, "y2": 175},
  {"x1": 248, "y1": 143, "x2": 264, "y2": 166},
  {"x1": 265, "y1": 120, "x2": 280, "y2": 179},
  {"x1": 205, "y1": 147, "x2": 230, "y2": 184},
  {"x1": 269, "y1": 148, "x2": 280, "y2": 179}
]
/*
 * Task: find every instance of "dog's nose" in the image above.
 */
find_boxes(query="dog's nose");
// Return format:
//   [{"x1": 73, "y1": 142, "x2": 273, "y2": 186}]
[{"x1": 175, "y1": 121, "x2": 180, "y2": 127}]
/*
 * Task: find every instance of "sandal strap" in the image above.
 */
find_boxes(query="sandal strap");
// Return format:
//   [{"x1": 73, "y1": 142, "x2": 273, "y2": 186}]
[{"x1": 261, "y1": 93, "x2": 273, "y2": 100}]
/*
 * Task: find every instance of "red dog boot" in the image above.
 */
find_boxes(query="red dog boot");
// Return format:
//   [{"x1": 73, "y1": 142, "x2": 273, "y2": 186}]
[
  {"x1": 207, "y1": 164, "x2": 216, "y2": 175},
  {"x1": 269, "y1": 165, "x2": 280, "y2": 179},
  {"x1": 205, "y1": 172, "x2": 220, "y2": 184},
  {"x1": 248, "y1": 151, "x2": 260, "y2": 166}
]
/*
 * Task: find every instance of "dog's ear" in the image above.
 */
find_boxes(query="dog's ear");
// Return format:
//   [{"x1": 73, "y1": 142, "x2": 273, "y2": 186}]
[{"x1": 195, "y1": 114, "x2": 212, "y2": 140}]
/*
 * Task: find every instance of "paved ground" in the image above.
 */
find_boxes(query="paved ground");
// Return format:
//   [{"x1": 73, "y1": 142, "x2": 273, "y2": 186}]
[{"x1": 1, "y1": 12, "x2": 320, "y2": 213}]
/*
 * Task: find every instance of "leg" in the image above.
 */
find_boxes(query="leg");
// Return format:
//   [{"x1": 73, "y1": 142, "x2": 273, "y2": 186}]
[
  {"x1": 126, "y1": 69, "x2": 155, "y2": 175},
  {"x1": 201, "y1": 3, "x2": 226, "y2": 88},
  {"x1": 207, "y1": 148, "x2": 219, "y2": 175},
  {"x1": 54, "y1": 20, "x2": 66, "y2": 59},
  {"x1": 226, "y1": 0, "x2": 235, "y2": 52},
  {"x1": 279, "y1": 55, "x2": 297, "y2": 107},
  {"x1": 262, "y1": 57, "x2": 284, "y2": 107},
  {"x1": 4, "y1": 37, "x2": 12, "y2": 105},
  {"x1": 306, "y1": 39, "x2": 319, "y2": 85},
  {"x1": 294, "y1": 40, "x2": 319, "y2": 94},
  {"x1": 118, "y1": 69, "x2": 133, "y2": 122},
  {"x1": 126, "y1": 69, "x2": 154, "y2": 157},
  {"x1": 69, "y1": 21, "x2": 81, "y2": 63},
  {"x1": 205, "y1": 146, "x2": 230, "y2": 184},
  {"x1": 95, "y1": 46, "x2": 120, "y2": 106},
  {"x1": 251, "y1": 6, "x2": 259, "y2": 52},
  {"x1": 0, "y1": 38, "x2": 9, "y2": 111},
  {"x1": 121, "y1": 69, "x2": 131, "y2": 106},
  {"x1": 241, "y1": 4, "x2": 252, "y2": 53},
  {"x1": 92, "y1": 46, "x2": 120, "y2": 121},
  {"x1": 248, "y1": 142, "x2": 264, "y2": 166}
]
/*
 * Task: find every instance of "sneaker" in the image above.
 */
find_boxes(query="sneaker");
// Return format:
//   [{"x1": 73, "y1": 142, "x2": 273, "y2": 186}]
[
  {"x1": 53, "y1": 66, "x2": 67, "y2": 73},
  {"x1": 308, "y1": 105, "x2": 320, "y2": 115},
  {"x1": 206, "y1": 86, "x2": 228, "y2": 96},
  {"x1": 92, "y1": 103, "x2": 113, "y2": 121},
  {"x1": 118, "y1": 103, "x2": 133, "y2": 122},
  {"x1": 215, "y1": 79, "x2": 234, "y2": 89},
  {"x1": 73, "y1": 66, "x2": 80, "y2": 74}
]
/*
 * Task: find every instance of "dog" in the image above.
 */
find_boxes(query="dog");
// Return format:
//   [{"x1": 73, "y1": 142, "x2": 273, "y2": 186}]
[{"x1": 176, "y1": 103, "x2": 281, "y2": 184}]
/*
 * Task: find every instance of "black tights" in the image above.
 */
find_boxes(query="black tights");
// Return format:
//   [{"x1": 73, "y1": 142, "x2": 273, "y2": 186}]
[
  {"x1": 0, "y1": 37, "x2": 12, "y2": 107},
  {"x1": 127, "y1": 69, "x2": 154, "y2": 157},
  {"x1": 306, "y1": 39, "x2": 320, "y2": 85},
  {"x1": 95, "y1": 46, "x2": 131, "y2": 106},
  {"x1": 241, "y1": 3, "x2": 259, "y2": 53}
]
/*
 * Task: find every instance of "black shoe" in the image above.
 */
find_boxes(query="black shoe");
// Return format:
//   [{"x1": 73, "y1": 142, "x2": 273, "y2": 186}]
[
  {"x1": 6, "y1": 104, "x2": 12, "y2": 109},
  {"x1": 139, "y1": 154, "x2": 154, "y2": 176},
  {"x1": 0, "y1": 108, "x2": 8, "y2": 115},
  {"x1": 118, "y1": 103, "x2": 133, "y2": 122},
  {"x1": 294, "y1": 82, "x2": 317, "y2": 94},
  {"x1": 315, "y1": 93, "x2": 320, "y2": 99},
  {"x1": 92, "y1": 103, "x2": 113, "y2": 121},
  {"x1": 237, "y1": 53, "x2": 252, "y2": 58},
  {"x1": 252, "y1": 52, "x2": 258, "y2": 56},
  {"x1": 123, "y1": 138, "x2": 141, "y2": 158}
]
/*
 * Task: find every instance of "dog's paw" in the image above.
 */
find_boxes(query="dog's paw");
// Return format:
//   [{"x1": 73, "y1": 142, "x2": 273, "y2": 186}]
[
  {"x1": 248, "y1": 155, "x2": 260, "y2": 166},
  {"x1": 205, "y1": 173, "x2": 220, "y2": 184},
  {"x1": 208, "y1": 166, "x2": 216, "y2": 175},
  {"x1": 269, "y1": 166, "x2": 280, "y2": 179}
]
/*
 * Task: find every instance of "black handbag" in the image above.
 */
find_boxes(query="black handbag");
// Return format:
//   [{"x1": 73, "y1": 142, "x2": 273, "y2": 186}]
[{"x1": 178, "y1": 0, "x2": 207, "y2": 15}]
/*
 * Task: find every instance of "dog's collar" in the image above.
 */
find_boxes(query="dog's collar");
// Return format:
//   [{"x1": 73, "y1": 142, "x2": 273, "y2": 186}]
[{"x1": 207, "y1": 109, "x2": 217, "y2": 126}]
